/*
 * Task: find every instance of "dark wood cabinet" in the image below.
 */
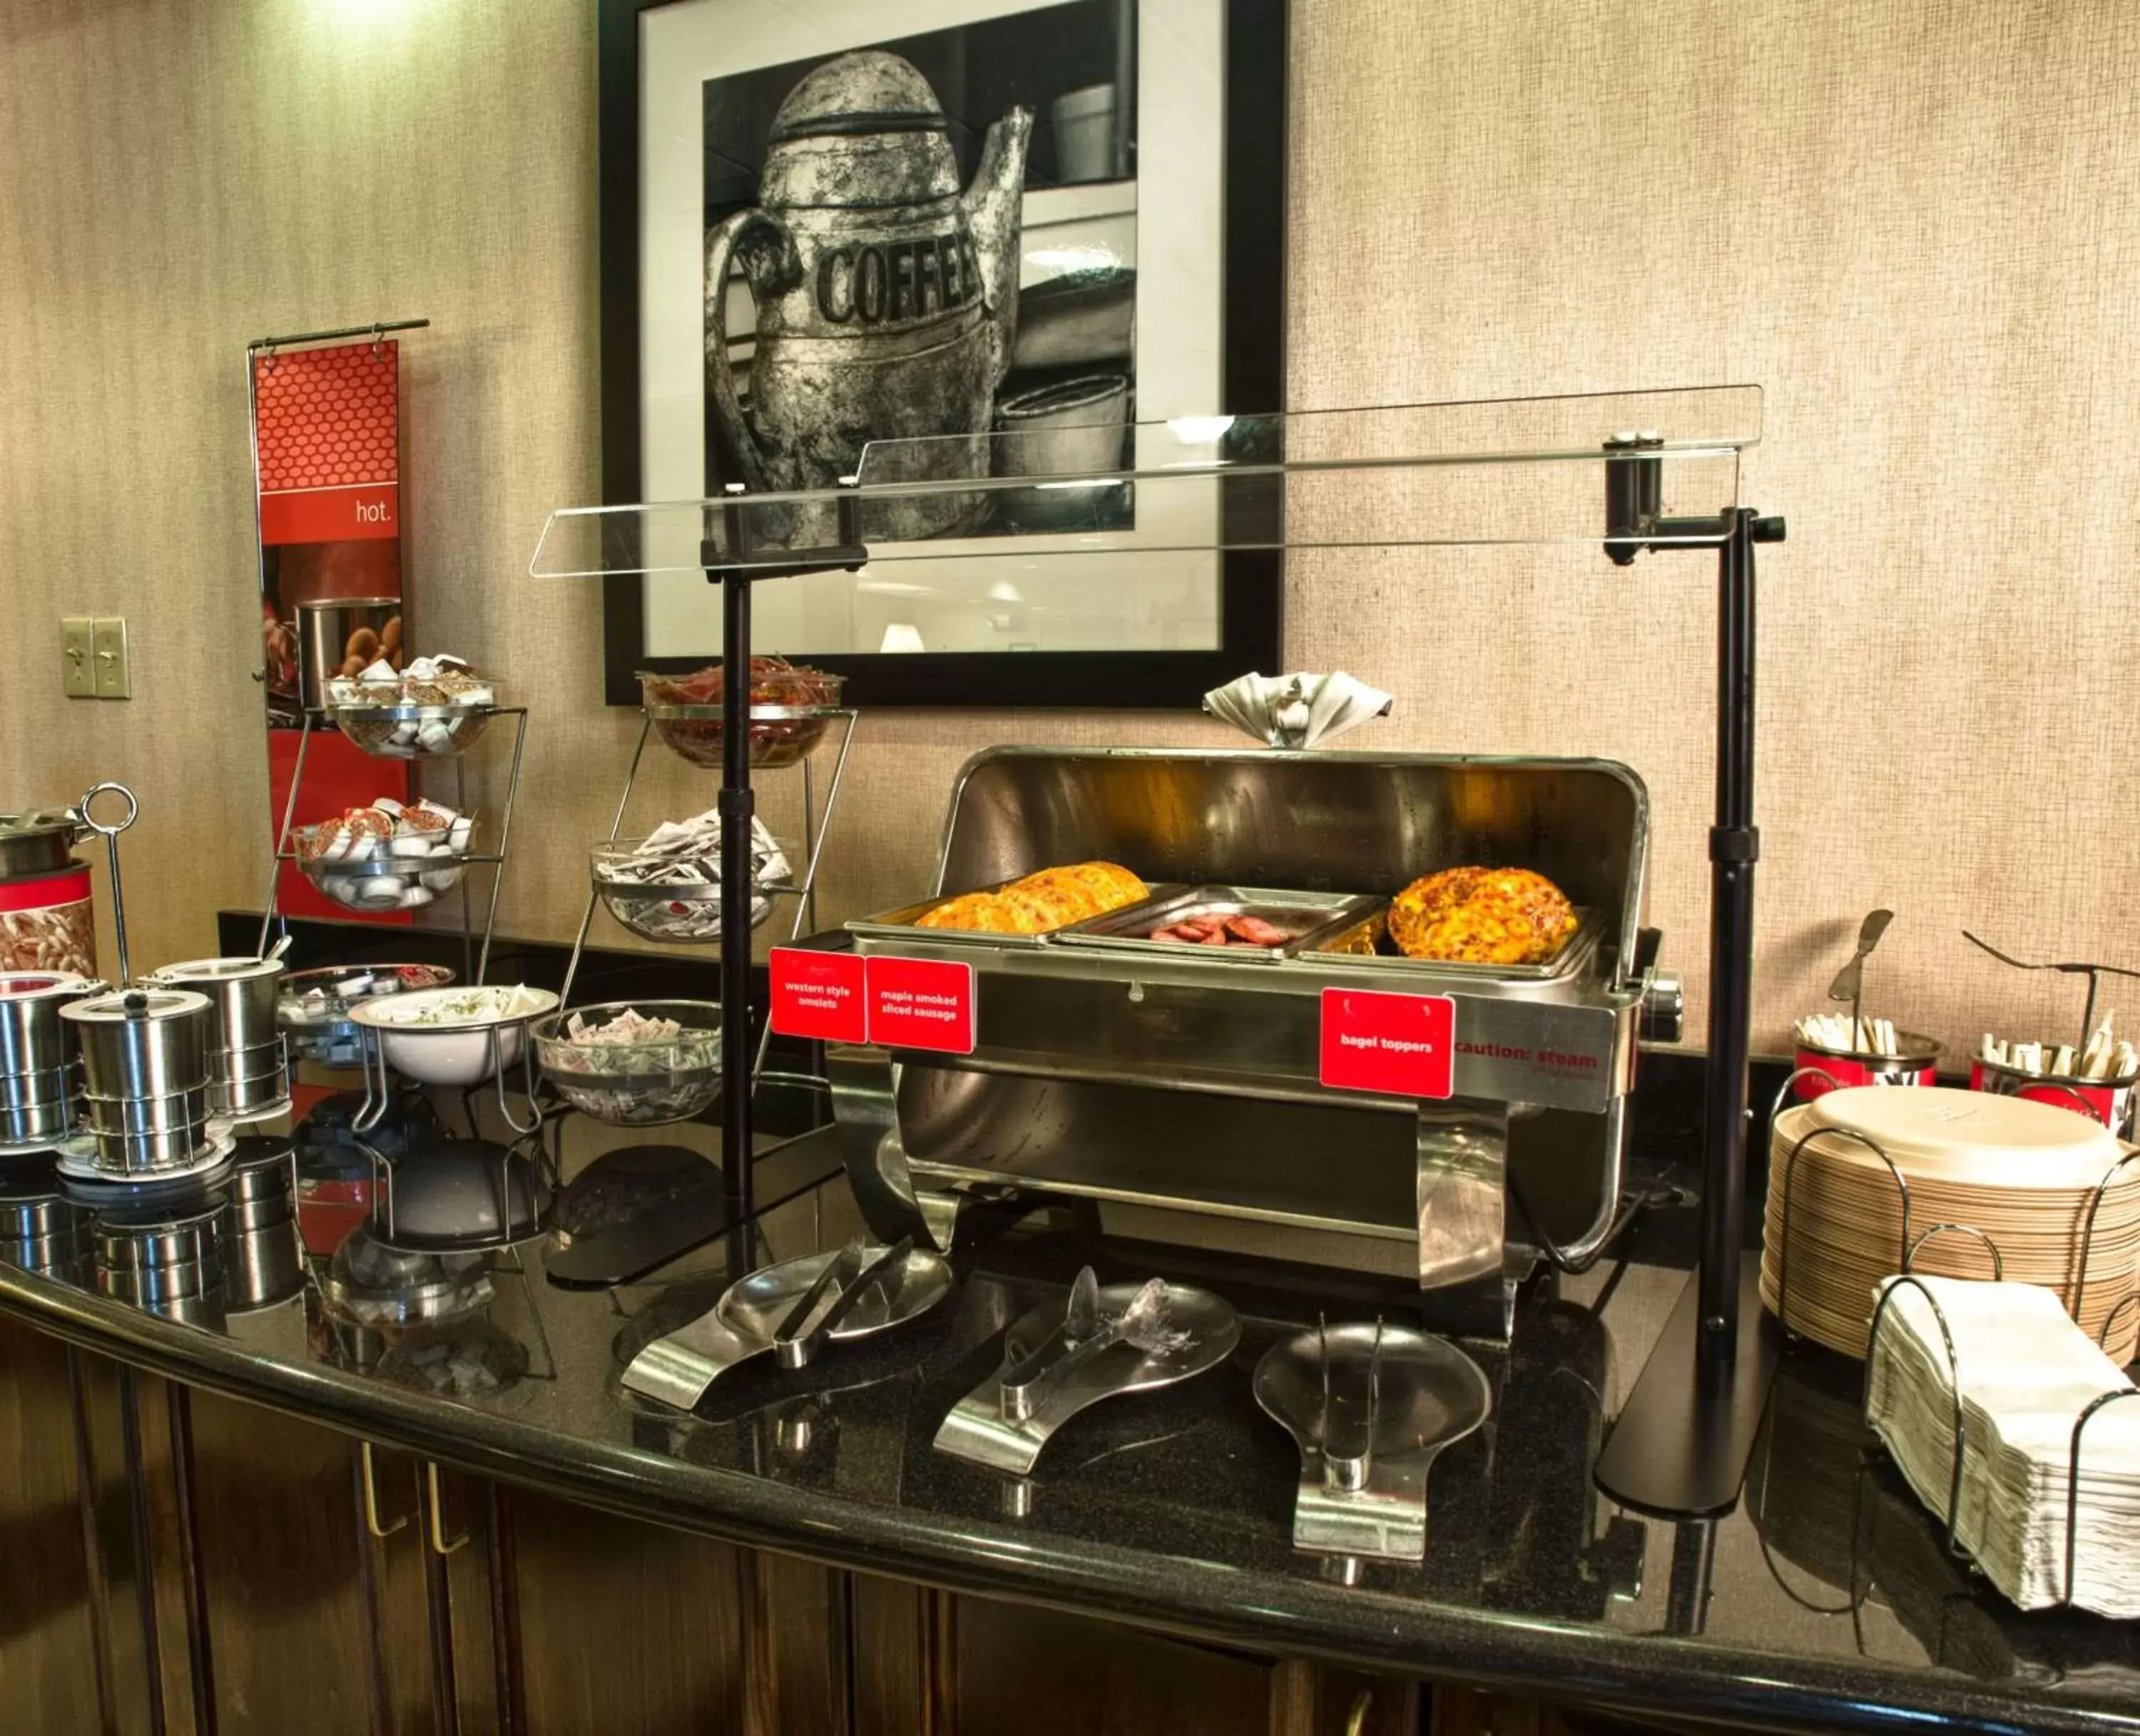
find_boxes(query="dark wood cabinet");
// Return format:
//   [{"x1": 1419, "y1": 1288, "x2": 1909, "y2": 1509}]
[
  {"x1": 847, "y1": 1578, "x2": 1419, "y2": 1736},
  {"x1": 4, "y1": 1335, "x2": 1418, "y2": 1736},
  {"x1": 129, "y1": 1395, "x2": 850, "y2": 1736},
  {"x1": 177, "y1": 1390, "x2": 436, "y2": 1735},
  {"x1": 487, "y1": 1484, "x2": 753, "y2": 1735},
  {"x1": 0, "y1": 1314, "x2": 104, "y2": 1735}
]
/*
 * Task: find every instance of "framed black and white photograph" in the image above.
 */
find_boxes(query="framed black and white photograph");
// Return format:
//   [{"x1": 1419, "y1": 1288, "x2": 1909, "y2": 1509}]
[{"x1": 597, "y1": 0, "x2": 1285, "y2": 706}]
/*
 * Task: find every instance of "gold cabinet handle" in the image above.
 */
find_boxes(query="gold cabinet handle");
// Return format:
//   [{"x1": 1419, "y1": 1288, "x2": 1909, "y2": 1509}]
[
  {"x1": 1345, "y1": 1688, "x2": 1373, "y2": 1736},
  {"x1": 426, "y1": 1461, "x2": 470, "y2": 1556},
  {"x1": 360, "y1": 1441, "x2": 407, "y2": 1539}
]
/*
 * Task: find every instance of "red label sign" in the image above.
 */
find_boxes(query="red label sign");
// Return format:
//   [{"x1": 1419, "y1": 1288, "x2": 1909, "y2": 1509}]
[
  {"x1": 1320, "y1": 989, "x2": 1456, "y2": 1098},
  {"x1": 865, "y1": 956, "x2": 976, "y2": 1054},
  {"x1": 259, "y1": 482, "x2": 399, "y2": 544},
  {"x1": 768, "y1": 947, "x2": 868, "y2": 1043}
]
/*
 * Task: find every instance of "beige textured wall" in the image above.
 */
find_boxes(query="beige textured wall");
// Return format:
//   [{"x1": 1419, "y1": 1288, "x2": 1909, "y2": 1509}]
[
  {"x1": 1285, "y1": 0, "x2": 2140, "y2": 1056},
  {"x1": 0, "y1": 0, "x2": 603, "y2": 971},
  {"x1": 1, "y1": 0, "x2": 2134, "y2": 1062}
]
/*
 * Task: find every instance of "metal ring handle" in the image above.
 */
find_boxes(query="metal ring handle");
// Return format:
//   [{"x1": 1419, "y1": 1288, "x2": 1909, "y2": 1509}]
[
  {"x1": 2072, "y1": 1149, "x2": 2140, "y2": 1322},
  {"x1": 1865, "y1": 1275, "x2": 1967, "y2": 1553},
  {"x1": 425, "y1": 1461, "x2": 469, "y2": 1556},
  {"x1": 1905, "y1": 1224, "x2": 2006, "y2": 1281},
  {"x1": 1774, "y1": 1123, "x2": 1910, "y2": 1344},
  {"x1": 1750, "y1": 1402, "x2": 1864, "y2": 1618},
  {"x1": 360, "y1": 1441, "x2": 407, "y2": 1539},
  {"x1": 2099, "y1": 1290, "x2": 2140, "y2": 1359},
  {"x1": 1768, "y1": 1064, "x2": 1847, "y2": 1134},
  {"x1": 1344, "y1": 1689, "x2": 1373, "y2": 1736},
  {"x1": 78, "y1": 782, "x2": 138, "y2": 837},
  {"x1": 2065, "y1": 1386, "x2": 2140, "y2": 1605}
]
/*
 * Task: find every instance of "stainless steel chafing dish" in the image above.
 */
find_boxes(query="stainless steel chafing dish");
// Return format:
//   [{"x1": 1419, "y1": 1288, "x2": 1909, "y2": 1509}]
[{"x1": 819, "y1": 747, "x2": 1681, "y2": 1335}]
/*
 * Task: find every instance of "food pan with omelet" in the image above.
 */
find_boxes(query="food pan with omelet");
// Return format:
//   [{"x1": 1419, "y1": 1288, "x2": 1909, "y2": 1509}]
[
  {"x1": 847, "y1": 861, "x2": 1152, "y2": 948},
  {"x1": 1310, "y1": 865, "x2": 1596, "y2": 979}
]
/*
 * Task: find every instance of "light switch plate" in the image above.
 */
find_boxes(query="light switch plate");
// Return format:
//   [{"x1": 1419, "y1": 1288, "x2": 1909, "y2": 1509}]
[
  {"x1": 91, "y1": 616, "x2": 130, "y2": 699},
  {"x1": 61, "y1": 617, "x2": 95, "y2": 698}
]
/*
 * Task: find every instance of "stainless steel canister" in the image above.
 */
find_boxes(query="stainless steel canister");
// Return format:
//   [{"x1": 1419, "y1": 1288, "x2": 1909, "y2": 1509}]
[
  {"x1": 0, "y1": 1079, "x2": 76, "y2": 1149},
  {"x1": 95, "y1": 1206, "x2": 223, "y2": 1307},
  {"x1": 222, "y1": 1143, "x2": 302, "y2": 1309},
  {"x1": 64, "y1": 989, "x2": 213, "y2": 1101},
  {"x1": 0, "y1": 1180, "x2": 91, "y2": 1276},
  {"x1": 297, "y1": 597, "x2": 405, "y2": 714},
  {"x1": 0, "y1": 970, "x2": 95, "y2": 1146},
  {"x1": 151, "y1": 957, "x2": 284, "y2": 1057},
  {"x1": 213, "y1": 1037, "x2": 289, "y2": 1082},
  {"x1": 210, "y1": 1053, "x2": 290, "y2": 1118},
  {"x1": 81, "y1": 1083, "x2": 213, "y2": 1136},
  {"x1": 84, "y1": 1125, "x2": 213, "y2": 1175},
  {"x1": 224, "y1": 1140, "x2": 296, "y2": 1230},
  {"x1": 223, "y1": 1213, "x2": 302, "y2": 1312},
  {"x1": 203, "y1": 1029, "x2": 290, "y2": 1118},
  {"x1": 0, "y1": 970, "x2": 94, "y2": 1076}
]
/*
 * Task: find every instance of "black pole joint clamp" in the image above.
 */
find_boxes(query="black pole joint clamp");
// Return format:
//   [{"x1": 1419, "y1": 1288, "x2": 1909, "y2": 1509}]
[{"x1": 1709, "y1": 825, "x2": 1761, "y2": 864}]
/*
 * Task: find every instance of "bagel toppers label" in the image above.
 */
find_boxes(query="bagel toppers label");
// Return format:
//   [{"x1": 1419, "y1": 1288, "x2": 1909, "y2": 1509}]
[{"x1": 1320, "y1": 988, "x2": 1456, "y2": 1099}]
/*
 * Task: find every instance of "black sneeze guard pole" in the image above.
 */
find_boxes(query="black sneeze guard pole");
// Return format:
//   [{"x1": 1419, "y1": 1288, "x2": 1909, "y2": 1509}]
[
  {"x1": 1594, "y1": 469, "x2": 1788, "y2": 1517},
  {"x1": 1700, "y1": 506, "x2": 1767, "y2": 1368},
  {"x1": 704, "y1": 491, "x2": 867, "y2": 1231}
]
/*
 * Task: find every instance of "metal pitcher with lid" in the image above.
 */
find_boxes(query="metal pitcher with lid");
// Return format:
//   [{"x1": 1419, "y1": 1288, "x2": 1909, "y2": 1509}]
[{"x1": 707, "y1": 51, "x2": 1032, "y2": 541}]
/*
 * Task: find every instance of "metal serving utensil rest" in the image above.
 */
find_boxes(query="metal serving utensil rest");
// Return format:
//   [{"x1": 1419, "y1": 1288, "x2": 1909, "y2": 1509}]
[
  {"x1": 933, "y1": 1271, "x2": 1240, "y2": 1476},
  {"x1": 1253, "y1": 1316, "x2": 1491, "y2": 1561},
  {"x1": 622, "y1": 1238, "x2": 950, "y2": 1411}
]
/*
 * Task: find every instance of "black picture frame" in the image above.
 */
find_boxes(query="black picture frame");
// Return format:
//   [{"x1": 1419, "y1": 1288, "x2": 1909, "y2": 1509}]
[{"x1": 596, "y1": 0, "x2": 1286, "y2": 708}]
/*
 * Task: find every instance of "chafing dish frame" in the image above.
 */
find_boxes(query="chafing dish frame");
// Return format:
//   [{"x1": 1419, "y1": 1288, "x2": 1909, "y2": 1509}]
[{"x1": 822, "y1": 747, "x2": 1668, "y2": 1337}]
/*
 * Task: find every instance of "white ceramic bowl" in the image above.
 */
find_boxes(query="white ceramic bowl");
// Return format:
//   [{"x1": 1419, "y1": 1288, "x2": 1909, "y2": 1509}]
[{"x1": 350, "y1": 986, "x2": 559, "y2": 1088}]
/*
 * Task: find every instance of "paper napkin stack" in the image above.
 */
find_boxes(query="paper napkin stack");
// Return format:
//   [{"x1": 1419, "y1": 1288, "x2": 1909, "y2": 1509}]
[{"x1": 1865, "y1": 1275, "x2": 2140, "y2": 1615}]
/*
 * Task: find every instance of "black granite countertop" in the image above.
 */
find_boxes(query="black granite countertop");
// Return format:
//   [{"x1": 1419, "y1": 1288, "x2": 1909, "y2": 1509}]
[{"x1": 2, "y1": 1110, "x2": 2137, "y2": 1736}]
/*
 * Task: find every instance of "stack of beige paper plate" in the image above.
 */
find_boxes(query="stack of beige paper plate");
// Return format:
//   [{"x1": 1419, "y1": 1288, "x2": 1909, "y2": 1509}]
[{"x1": 1761, "y1": 1086, "x2": 2140, "y2": 1361}]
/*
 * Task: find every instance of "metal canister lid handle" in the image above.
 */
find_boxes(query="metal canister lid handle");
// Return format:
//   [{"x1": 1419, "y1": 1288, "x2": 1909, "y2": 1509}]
[
  {"x1": 78, "y1": 782, "x2": 138, "y2": 838},
  {"x1": 78, "y1": 782, "x2": 137, "y2": 986}
]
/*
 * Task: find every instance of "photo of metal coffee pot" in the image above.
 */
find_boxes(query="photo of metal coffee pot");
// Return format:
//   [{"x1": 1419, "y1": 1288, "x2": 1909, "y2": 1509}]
[{"x1": 706, "y1": 51, "x2": 1032, "y2": 541}]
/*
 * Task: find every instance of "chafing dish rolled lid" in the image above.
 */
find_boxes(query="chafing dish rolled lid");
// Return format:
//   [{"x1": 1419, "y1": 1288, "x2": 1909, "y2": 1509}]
[{"x1": 922, "y1": 747, "x2": 1648, "y2": 983}]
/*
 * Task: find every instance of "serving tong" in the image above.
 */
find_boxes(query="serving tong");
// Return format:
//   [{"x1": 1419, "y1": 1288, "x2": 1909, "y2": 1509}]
[
  {"x1": 621, "y1": 1235, "x2": 948, "y2": 1411},
  {"x1": 1253, "y1": 1316, "x2": 1490, "y2": 1562},
  {"x1": 934, "y1": 1265, "x2": 1239, "y2": 1474}
]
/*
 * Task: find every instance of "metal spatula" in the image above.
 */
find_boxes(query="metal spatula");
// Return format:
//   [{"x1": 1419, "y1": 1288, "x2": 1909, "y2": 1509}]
[{"x1": 1828, "y1": 909, "x2": 1894, "y2": 1045}]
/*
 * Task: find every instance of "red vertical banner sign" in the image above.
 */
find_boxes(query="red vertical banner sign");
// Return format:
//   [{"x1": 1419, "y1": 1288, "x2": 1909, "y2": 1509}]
[{"x1": 253, "y1": 340, "x2": 411, "y2": 922}]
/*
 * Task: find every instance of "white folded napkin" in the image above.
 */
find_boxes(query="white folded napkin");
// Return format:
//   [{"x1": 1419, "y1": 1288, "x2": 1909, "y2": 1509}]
[
  {"x1": 1866, "y1": 1275, "x2": 2140, "y2": 1615},
  {"x1": 1202, "y1": 672, "x2": 1393, "y2": 749}
]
